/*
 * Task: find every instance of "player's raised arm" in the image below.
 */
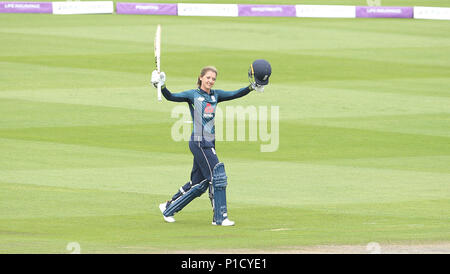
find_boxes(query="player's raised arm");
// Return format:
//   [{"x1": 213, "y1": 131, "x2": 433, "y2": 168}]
[
  {"x1": 216, "y1": 86, "x2": 252, "y2": 102},
  {"x1": 217, "y1": 59, "x2": 272, "y2": 102}
]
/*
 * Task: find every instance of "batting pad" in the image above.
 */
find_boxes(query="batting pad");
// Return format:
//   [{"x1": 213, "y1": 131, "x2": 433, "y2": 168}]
[
  {"x1": 164, "y1": 180, "x2": 209, "y2": 217},
  {"x1": 212, "y1": 162, "x2": 228, "y2": 225}
]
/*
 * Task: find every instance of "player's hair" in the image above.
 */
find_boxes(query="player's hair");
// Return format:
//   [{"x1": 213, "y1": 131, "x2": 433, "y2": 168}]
[{"x1": 197, "y1": 66, "x2": 218, "y2": 88}]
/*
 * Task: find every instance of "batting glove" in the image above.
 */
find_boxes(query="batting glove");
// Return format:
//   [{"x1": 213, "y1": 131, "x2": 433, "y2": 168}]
[
  {"x1": 151, "y1": 70, "x2": 166, "y2": 88},
  {"x1": 251, "y1": 83, "x2": 264, "y2": 93}
]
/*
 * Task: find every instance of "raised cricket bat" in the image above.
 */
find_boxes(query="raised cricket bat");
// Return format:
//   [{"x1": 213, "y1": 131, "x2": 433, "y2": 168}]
[{"x1": 154, "y1": 24, "x2": 162, "y2": 101}]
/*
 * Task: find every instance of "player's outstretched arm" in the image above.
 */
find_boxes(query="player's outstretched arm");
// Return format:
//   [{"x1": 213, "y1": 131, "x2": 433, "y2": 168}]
[{"x1": 216, "y1": 86, "x2": 253, "y2": 103}]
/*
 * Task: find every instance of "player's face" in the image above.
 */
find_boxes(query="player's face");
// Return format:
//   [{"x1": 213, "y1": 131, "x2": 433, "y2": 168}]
[{"x1": 200, "y1": 70, "x2": 216, "y2": 92}]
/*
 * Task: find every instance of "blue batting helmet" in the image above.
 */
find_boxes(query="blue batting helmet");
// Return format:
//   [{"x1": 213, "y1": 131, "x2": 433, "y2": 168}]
[{"x1": 248, "y1": 59, "x2": 272, "y2": 86}]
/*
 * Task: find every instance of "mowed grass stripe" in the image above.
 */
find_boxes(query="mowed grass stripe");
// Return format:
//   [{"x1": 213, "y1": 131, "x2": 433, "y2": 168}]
[
  {"x1": 0, "y1": 98, "x2": 170, "y2": 129},
  {"x1": 1, "y1": 150, "x2": 448, "y2": 206},
  {"x1": 0, "y1": 87, "x2": 165, "y2": 112},
  {"x1": 3, "y1": 160, "x2": 448, "y2": 204},
  {"x1": 1, "y1": 120, "x2": 449, "y2": 160},
  {"x1": 1, "y1": 81, "x2": 448, "y2": 122},
  {"x1": 308, "y1": 78, "x2": 450, "y2": 98},
  {"x1": 0, "y1": 137, "x2": 192, "y2": 171},
  {"x1": 311, "y1": 155, "x2": 450, "y2": 174},
  {"x1": 3, "y1": 86, "x2": 448, "y2": 127},
  {"x1": 3, "y1": 50, "x2": 449, "y2": 82},
  {"x1": 0, "y1": 61, "x2": 147, "y2": 91},
  {"x1": 1, "y1": 177, "x2": 448, "y2": 221},
  {"x1": 1, "y1": 113, "x2": 449, "y2": 162},
  {"x1": 0, "y1": 31, "x2": 149, "y2": 57},
  {"x1": 300, "y1": 113, "x2": 450, "y2": 138},
  {"x1": 303, "y1": 19, "x2": 450, "y2": 42},
  {"x1": 158, "y1": 18, "x2": 450, "y2": 52},
  {"x1": 1, "y1": 53, "x2": 162, "y2": 74},
  {"x1": 302, "y1": 47, "x2": 450, "y2": 68},
  {"x1": 7, "y1": 51, "x2": 450, "y2": 82},
  {"x1": 261, "y1": 85, "x2": 450, "y2": 120},
  {"x1": 0, "y1": 181, "x2": 158, "y2": 219},
  {"x1": 221, "y1": 121, "x2": 450, "y2": 162}
]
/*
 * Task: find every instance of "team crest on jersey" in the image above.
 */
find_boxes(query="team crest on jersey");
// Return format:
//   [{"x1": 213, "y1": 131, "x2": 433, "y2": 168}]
[
  {"x1": 204, "y1": 103, "x2": 215, "y2": 114},
  {"x1": 211, "y1": 95, "x2": 216, "y2": 102}
]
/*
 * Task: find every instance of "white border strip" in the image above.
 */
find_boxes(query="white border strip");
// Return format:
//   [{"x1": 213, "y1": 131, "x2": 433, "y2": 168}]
[
  {"x1": 52, "y1": 1, "x2": 113, "y2": 15},
  {"x1": 414, "y1": 6, "x2": 450, "y2": 20},
  {"x1": 178, "y1": 3, "x2": 238, "y2": 17},
  {"x1": 296, "y1": 5, "x2": 356, "y2": 18}
]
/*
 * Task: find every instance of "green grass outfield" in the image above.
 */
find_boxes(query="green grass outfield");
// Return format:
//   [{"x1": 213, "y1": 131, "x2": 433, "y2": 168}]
[{"x1": 1, "y1": 6, "x2": 450, "y2": 253}]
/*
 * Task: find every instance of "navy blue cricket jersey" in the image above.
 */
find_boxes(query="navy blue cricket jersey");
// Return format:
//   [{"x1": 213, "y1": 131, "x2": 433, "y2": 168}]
[{"x1": 161, "y1": 85, "x2": 252, "y2": 147}]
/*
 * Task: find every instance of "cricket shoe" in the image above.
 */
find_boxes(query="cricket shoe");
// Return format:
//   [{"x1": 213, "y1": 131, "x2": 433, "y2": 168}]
[
  {"x1": 212, "y1": 218, "x2": 235, "y2": 226},
  {"x1": 159, "y1": 202, "x2": 175, "y2": 223}
]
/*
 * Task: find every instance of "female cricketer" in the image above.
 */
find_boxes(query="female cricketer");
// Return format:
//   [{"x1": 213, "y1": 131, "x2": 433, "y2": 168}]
[{"x1": 151, "y1": 60, "x2": 271, "y2": 226}]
